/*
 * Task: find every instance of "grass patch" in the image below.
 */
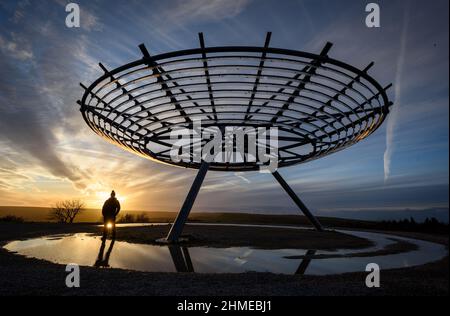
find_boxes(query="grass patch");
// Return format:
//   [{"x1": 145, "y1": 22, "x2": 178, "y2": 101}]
[{"x1": 0, "y1": 215, "x2": 25, "y2": 223}]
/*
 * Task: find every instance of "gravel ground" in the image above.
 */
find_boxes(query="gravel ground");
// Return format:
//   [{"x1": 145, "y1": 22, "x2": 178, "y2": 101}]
[{"x1": 0, "y1": 222, "x2": 448, "y2": 296}]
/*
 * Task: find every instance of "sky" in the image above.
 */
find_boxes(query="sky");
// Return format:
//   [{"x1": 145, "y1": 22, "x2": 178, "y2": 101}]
[{"x1": 0, "y1": 0, "x2": 448, "y2": 220}]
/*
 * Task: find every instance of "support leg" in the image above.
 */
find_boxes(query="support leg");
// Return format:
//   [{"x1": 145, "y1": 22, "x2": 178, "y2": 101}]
[
  {"x1": 272, "y1": 171, "x2": 324, "y2": 231},
  {"x1": 166, "y1": 161, "x2": 210, "y2": 242}
]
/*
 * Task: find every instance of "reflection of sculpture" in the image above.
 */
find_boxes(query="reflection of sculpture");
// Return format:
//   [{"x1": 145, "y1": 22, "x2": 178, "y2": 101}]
[
  {"x1": 295, "y1": 249, "x2": 317, "y2": 275},
  {"x1": 94, "y1": 236, "x2": 116, "y2": 268},
  {"x1": 168, "y1": 245, "x2": 316, "y2": 275},
  {"x1": 79, "y1": 33, "x2": 392, "y2": 242},
  {"x1": 168, "y1": 245, "x2": 194, "y2": 273}
]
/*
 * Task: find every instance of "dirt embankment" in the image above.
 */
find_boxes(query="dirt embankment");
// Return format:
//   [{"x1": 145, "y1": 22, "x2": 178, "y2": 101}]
[{"x1": 98, "y1": 224, "x2": 373, "y2": 250}]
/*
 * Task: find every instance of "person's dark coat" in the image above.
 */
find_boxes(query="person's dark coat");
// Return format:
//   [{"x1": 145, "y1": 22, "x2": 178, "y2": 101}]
[{"x1": 102, "y1": 197, "x2": 121, "y2": 219}]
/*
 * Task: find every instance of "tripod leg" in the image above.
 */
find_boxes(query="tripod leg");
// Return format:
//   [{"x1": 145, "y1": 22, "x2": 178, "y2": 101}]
[
  {"x1": 166, "y1": 161, "x2": 210, "y2": 242},
  {"x1": 272, "y1": 171, "x2": 324, "y2": 231}
]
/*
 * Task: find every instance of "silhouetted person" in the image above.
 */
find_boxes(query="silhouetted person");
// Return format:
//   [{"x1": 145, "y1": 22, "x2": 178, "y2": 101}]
[{"x1": 102, "y1": 190, "x2": 121, "y2": 240}]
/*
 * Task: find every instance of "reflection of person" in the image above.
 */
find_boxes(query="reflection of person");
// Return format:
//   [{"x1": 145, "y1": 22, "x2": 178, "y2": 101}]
[
  {"x1": 94, "y1": 235, "x2": 116, "y2": 268},
  {"x1": 102, "y1": 190, "x2": 121, "y2": 240}
]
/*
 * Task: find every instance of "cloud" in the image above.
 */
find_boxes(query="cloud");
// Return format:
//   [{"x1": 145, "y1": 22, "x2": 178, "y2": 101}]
[
  {"x1": 0, "y1": 33, "x2": 33, "y2": 60},
  {"x1": 0, "y1": 10, "x2": 94, "y2": 191},
  {"x1": 161, "y1": 0, "x2": 252, "y2": 25},
  {"x1": 234, "y1": 172, "x2": 251, "y2": 184},
  {"x1": 81, "y1": 9, "x2": 103, "y2": 31},
  {"x1": 10, "y1": 0, "x2": 31, "y2": 24},
  {"x1": 384, "y1": 6, "x2": 410, "y2": 182},
  {"x1": 0, "y1": 108, "x2": 89, "y2": 190}
]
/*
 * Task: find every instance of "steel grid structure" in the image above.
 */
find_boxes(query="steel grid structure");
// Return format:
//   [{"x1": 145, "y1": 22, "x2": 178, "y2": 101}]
[{"x1": 79, "y1": 33, "x2": 393, "y2": 242}]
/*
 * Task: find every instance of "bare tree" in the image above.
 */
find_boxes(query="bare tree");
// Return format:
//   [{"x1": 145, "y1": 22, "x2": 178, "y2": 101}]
[{"x1": 49, "y1": 199, "x2": 85, "y2": 224}]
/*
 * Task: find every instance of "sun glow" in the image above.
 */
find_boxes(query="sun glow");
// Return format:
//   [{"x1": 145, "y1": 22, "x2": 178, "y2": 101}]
[{"x1": 95, "y1": 191, "x2": 127, "y2": 205}]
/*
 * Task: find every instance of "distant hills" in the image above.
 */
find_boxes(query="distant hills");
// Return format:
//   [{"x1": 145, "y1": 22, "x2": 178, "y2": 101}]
[
  {"x1": 315, "y1": 208, "x2": 449, "y2": 223},
  {"x1": 0, "y1": 205, "x2": 447, "y2": 223}
]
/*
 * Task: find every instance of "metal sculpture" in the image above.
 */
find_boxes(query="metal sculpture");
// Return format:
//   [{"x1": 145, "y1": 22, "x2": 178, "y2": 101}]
[{"x1": 79, "y1": 33, "x2": 392, "y2": 242}]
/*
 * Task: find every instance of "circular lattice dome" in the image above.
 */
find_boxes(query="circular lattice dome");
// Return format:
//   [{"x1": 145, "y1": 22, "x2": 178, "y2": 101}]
[{"x1": 79, "y1": 33, "x2": 392, "y2": 171}]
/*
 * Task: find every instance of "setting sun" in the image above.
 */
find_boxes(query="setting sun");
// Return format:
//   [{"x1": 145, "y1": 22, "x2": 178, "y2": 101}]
[{"x1": 96, "y1": 191, "x2": 126, "y2": 205}]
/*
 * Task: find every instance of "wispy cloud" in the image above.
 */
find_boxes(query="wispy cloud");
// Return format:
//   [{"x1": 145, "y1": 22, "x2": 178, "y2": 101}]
[
  {"x1": 10, "y1": 0, "x2": 30, "y2": 24},
  {"x1": 384, "y1": 6, "x2": 410, "y2": 182},
  {"x1": 235, "y1": 172, "x2": 251, "y2": 184},
  {"x1": 162, "y1": 0, "x2": 252, "y2": 25},
  {"x1": 0, "y1": 33, "x2": 33, "y2": 60}
]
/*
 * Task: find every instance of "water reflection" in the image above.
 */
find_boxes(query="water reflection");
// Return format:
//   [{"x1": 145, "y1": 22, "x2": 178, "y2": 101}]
[
  {"x1": 295, "y1": 249, "x2": 316, "y2": 275},
  {"x1": 167, "y1": 246, "x2": 315, "y2": 275},
  {"x1": 92, "y1": 236, "x2": 197, "y2": 273},
  {"x1": 3, "y1": 229, "x2": 447, "y2": 276},
  {"x1": 169, "y1": 246, "x2": 195, "y2": 273},
  {"x1": 94, "y1": 236, "x2": 116, "y2": 268}
]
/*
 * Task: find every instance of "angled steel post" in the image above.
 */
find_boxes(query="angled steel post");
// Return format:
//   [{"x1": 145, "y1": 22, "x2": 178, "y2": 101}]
[
  {"x1": 272, "y1": 171, "x2": 324, "y2": 231},
  {"x1": 166, "y1": 160, "x2": 210, "y2": 242}
]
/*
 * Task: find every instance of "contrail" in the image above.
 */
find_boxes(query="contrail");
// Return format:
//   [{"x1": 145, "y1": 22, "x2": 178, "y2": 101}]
[{"x1": 384, "y1": 7, "x2": 410, "y2": 182}]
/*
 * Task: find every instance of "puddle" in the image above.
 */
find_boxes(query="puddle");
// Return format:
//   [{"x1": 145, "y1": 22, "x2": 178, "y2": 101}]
[{"x1": 3, "y1": 225, "x2": 447, "y2": 275}]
